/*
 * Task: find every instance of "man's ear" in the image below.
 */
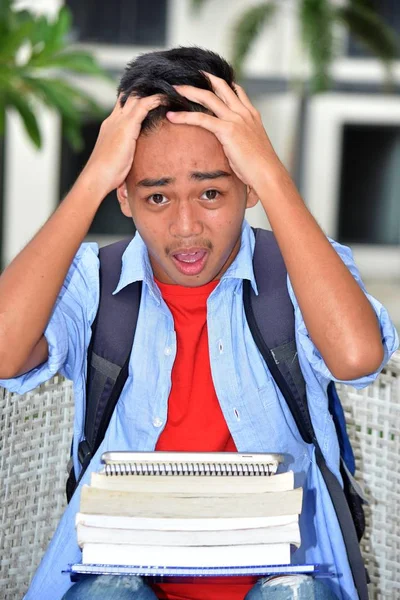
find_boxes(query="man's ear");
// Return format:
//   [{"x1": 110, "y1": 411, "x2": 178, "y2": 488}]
[
  {"x1": 116, "y1": 182, "x2": 132, "y2": 217},
  {"x1": 246, "y1": 186, "x2": 259, "y2": 209}
]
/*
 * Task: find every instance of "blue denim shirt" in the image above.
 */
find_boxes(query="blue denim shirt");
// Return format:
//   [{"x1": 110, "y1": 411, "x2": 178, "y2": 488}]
[{"x1": 2, "y1": 221, "x2": 398, "y2": 600}]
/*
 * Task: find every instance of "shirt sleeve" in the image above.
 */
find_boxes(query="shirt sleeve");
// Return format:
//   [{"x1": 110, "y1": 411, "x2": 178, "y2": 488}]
[
  {"x1": 287, "y1": 238, "x2": 399, "y2": 389},
  {"x1": 0, "y1": 243, "x2": 100, "y2": 394}
]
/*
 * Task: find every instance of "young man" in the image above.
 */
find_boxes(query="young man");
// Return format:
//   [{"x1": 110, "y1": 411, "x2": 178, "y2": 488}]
[{"x1": 0, "y1": 47, "x2": 397, "y2": 600}]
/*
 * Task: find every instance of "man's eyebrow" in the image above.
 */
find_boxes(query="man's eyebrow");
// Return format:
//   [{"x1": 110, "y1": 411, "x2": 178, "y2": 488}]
[
  {"x1": 136, "y1": 170, "x2": 231, "y2": 187},
  {"x1": 136, "y1": 177, "x2": 175, "y2": 187},
  {"x1": 190, "y1": 170, "x2": 231, "y2": 181}
]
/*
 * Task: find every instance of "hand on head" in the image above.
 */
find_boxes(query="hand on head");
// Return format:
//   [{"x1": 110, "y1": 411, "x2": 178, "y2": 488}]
[
  {"x1": 166, "y1": 72, "x2": 279, "y2": 196},
  {"x1": 81, "y1": 92, "x2": 165, "y2": 197}
]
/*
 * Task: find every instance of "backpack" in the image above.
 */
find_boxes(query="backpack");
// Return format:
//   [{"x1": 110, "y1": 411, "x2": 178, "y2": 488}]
[{"x1": 66, "y1": 227, "x2": 368, "y2": 600}]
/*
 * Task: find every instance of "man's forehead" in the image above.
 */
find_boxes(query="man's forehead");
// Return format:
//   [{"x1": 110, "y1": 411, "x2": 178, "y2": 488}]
[{"x1": 131, "y1": 120, "x2": 232, "y2": 182}]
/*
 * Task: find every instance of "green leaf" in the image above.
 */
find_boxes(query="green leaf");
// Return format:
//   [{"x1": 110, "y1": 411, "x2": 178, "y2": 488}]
[
  {"x1": 30, "y1": 50, "x2": 110, "y2": 78},
  {"x1": 0, "y1": 16, "x2": 35, "y2": 61},
  {"x1": 21, "y1": 75, "x2": 80, "y2": 121},
  {"x1": 0, "y1": 0, "x2": 13, "y2": 24},
  {"x1": 33, "y1": 6, "x2": 71, "y2": 57},
  {"x1": 5, "y1": 89, "x2": 41, "y2": 147},
  {"x1": 51, "y1": 6, "x2": 72, "y2": 48},
  {"x1": 0, "y1": 1, "x2": 110, "y2": 149},
  {"x1": 23, "y1": 75, "x2": 107, "y2": 121},
  {"x1": 14, "y1": 8, "x2": 32, "y2": 23},
  {"x1": 0, "y1": 62, "x2": 26, "y2": 86},
  {"x1": 334, "y1": 4, "x2": 399, "y2": 64},
  {"x1": 29, "y1": 14, "x2": 52, "y2": 49},
  {"x1": 28, "y1": 9, "x2": 70, "y2": 62},
  {"x1": 231, "y1": 2, "x2": 277, "y2": 76},
  {"x1": 300, "y1": 0, "x2": 335, "y2": 93},
  {"x1": 49, "y1": 78, "x2": 106, "y2": 116}
]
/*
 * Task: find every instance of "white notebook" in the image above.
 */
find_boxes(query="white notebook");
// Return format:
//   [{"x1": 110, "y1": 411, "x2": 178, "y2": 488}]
[{"x1": 100, "y1": 450, "x2": 284, "y2": 477}]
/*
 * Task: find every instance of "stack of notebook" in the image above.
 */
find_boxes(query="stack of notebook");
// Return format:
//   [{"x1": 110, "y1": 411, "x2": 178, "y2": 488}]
[{"x1": 70, "y1": 451, "x2": 310, "y2": 577}]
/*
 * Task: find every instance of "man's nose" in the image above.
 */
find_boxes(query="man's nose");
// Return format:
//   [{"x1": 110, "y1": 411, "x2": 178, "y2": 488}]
[{"x1": 169, "y1": 200, "x2": 204, "y2": 238}]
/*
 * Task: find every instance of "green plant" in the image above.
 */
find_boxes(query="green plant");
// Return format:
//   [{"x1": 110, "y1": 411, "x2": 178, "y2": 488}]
[
  {"x1": 192, "y1": 0, "x2": 399, "y2": 93},
  {"x1": 0, "y1": 0, "x2": 112, "y2": 149}
]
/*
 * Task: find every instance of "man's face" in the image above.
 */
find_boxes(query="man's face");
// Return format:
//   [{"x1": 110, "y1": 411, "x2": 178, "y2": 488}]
[{"x1": 117, "y1": 120, "x2": 257, "y2": 287}]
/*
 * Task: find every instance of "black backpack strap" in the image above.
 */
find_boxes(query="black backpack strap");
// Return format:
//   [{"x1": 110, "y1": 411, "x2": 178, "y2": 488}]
[
  {"x1": 244, "y1": 227, "x2": 368, "y2": 600},
  {"x1": 243, "y1": 228, "x2": 314, "y2": 443},
  {"x1": 67, "y1": 237, "x2": 142, "y2": 499},
  {"x1": 84, "y1": 239, "x2": 142, "y2": 454}
]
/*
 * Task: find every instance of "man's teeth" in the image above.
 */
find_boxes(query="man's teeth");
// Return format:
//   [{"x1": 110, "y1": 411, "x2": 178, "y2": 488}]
[
  {"x1": 180, "y1": 254, "x2": 199, "y2": 263},
  {"x1": 175, "y1": 251, "x2": 204, "y2": 263}
]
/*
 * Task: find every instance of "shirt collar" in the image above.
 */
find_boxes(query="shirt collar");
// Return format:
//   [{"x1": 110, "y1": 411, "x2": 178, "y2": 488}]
[
  {"x1": 112, "y1": 231, "x2": 162, "y2": 303},
  {"x1": 220, "y1": 220, "x2": 258, "y2": 295},
  {"x1": 112, "y1": 220, "x2": 259, "y2": 301}
]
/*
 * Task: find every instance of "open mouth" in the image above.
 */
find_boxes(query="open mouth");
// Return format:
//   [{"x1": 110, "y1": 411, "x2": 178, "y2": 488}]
[{"x1": 171, "y1": 249, "x2": 209, "y2": 276}]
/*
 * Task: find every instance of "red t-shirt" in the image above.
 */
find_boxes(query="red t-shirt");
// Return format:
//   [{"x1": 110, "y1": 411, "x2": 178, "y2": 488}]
[{"x1": 150, "y1": 279, "x2": 256, "y2": 600}]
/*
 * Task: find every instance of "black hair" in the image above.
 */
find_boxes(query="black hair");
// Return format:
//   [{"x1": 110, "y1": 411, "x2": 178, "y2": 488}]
[{"x1": 117, "y1": 46, "x2": 236, "y2": 134}]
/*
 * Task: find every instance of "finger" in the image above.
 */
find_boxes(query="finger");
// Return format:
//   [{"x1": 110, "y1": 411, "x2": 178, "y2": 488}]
[
  {"x1": 174, "y1": 85, "x2": 234, "y2": 121},
  {"x1": 166, "y1": 110, "x2": 222, "y2": 135},
  {"x1": 119, "y1": 93, "x2": 163, "y2": 114},
  {"x1": 130, "y1": 94, "x2": 164, "y2": 121},
  {"x1": 117, "y1": 92, "x2": 161, "y2": 114},
  {"x1": 233, "y1": 83, "x2": 259, "y2": 116},
  {"x1": 111, "y1": 92, "x2": 125, "y2": 113},
  {"x1": 202, "y1": 72, "x2": 250, "y2": 118}
]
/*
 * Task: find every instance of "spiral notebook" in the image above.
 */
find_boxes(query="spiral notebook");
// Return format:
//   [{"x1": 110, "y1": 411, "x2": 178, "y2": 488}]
[
  {"x1": 66, "y1": 563, "x2": 330, "y2": 579},
  {"x1": 100, "y1": 450, "x2": 285, "y2": 477}
]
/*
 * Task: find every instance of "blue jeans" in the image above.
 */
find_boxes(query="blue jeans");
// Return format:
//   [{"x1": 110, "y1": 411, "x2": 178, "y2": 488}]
[
  {"x1": 245, "y1": 575, "x2": 338, "y2": 599},
  {"x1": 61, "y1": 576, "x2": 158, "y2": 599},
  {"x1": 62, "y1": 574, "x2": 338, "y2": 599}
]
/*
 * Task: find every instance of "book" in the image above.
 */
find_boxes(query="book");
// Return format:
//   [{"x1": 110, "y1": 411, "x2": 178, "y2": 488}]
[
  {"x1": 75, "y1": 512, "x2": 299, "y2": 532},
  {"x1": 79, "y1": 486, "x2": 303, "y2": 519},
  {"x1": 82, "y1": 541, "x2": 292, "y2": 568},
  {"x1": 76, "y1": 516, "x2": 300, "y2": 547}
]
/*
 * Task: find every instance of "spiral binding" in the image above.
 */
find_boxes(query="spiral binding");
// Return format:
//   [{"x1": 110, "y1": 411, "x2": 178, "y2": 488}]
[{"x1": 104, "y1": 461, "x2": 273, "y2": 477}]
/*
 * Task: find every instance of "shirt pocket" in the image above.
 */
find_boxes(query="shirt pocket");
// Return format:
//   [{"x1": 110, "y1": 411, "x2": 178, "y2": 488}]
[
  {"x1": 252, "y1": 382, "x2": 281, "y2": 445},
  {"x1": 257, "y1": 379, "x2": 307, "y2": 450}
]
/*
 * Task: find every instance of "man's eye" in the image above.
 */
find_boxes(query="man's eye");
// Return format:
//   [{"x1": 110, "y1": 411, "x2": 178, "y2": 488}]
[
  {"x1": 148, "y1": 193, "x2": 167, "y2": 205},
  {"x1": 202, "y1": 189, "x2": 219, "y2": 201}
]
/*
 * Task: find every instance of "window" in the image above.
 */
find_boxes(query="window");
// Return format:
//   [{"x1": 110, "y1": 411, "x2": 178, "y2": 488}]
[
  {"x1": 59, "y1": 118, "x2": 135, "y2": 238},
  {"x1": 347, "y1": 0, "x2": 400, "y2": 59},
  {"x1": 66, "y1": 0, "x2": 167, "y2": 46},
  {"x1": 338, "y1": 124, "x2": 400, "y2": 245}
]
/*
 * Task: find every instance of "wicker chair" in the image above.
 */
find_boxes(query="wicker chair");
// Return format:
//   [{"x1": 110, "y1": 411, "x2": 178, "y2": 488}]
[
  {"x1": 337, "y1": 351, "x2": 400, "y2": 599},
  {"x1": 0, "y1": 355, "x2": 399, "y2": 600}
]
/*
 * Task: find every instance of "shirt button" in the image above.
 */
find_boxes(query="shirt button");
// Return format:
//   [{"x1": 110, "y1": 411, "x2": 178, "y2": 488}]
[
  {"x1": 153, "y1": 417, "x2": 163, "y2": 428},
  {"x1": 164, "y1": 347, "x2": 172, "y2": 356}
]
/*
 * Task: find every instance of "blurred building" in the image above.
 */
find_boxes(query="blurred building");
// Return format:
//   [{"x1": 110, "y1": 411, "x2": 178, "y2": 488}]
[{"x1": 2, "y1": 0, "x2": 399, "y2": 327}]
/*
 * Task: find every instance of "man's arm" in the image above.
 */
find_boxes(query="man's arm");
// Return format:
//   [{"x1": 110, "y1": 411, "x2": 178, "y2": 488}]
[
  {"x1": 253, "y1": 164, "x2": 384, "y2": 380},
  {"x1": 166, "y1": 76, "x2": 384, "y2": 380},
  {"x1": 0, "y1": 93, "x2": 163, "y2": 379}
]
